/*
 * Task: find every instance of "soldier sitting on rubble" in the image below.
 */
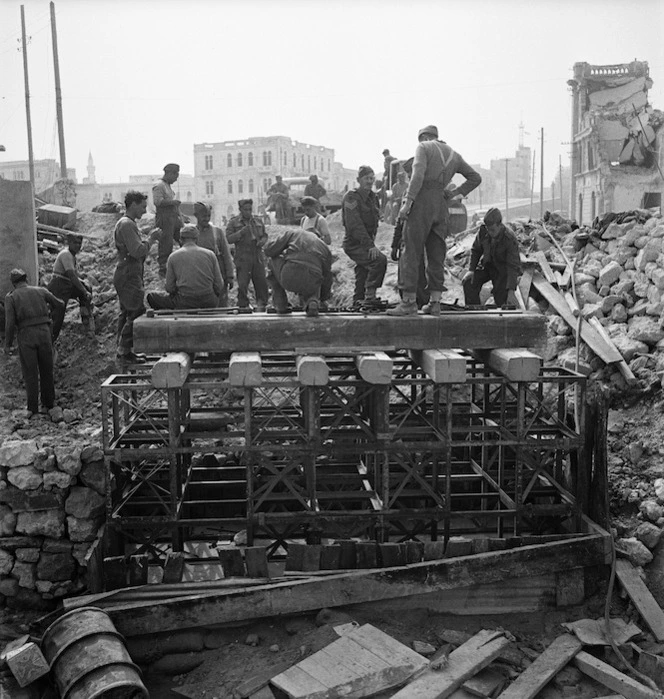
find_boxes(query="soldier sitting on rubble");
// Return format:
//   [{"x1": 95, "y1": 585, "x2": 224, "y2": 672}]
[
  {"x1": 462, "y1": 207, "x2": 521, "y2": 308},
  {"x1": 264, "y1": 228, "x2": 332, "y2": 317},
  {"x1": 147, "y1": 224, "x2": 223, "y2": 310},
  {"x1": 47, "y1": 233, "x2": 94, "y2": 343}
]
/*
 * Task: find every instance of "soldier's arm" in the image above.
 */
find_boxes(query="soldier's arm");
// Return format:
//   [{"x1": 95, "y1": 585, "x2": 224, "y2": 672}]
[
  {"x1": 469, "y1": 233, "x2": 483, "y2": 272},
  {"x1": 256, "y1": 221, "x2": 268, "y2": 248},
  {"x1": 120, "y1": 220, "x2": 151, "y2": 260},
  {"x1": 43, "y1": 288, "x2": 65, "y2": 311},
  {"x1": 317, "y1": 217, "x2": 331, "y2": 245},
  {"x1": 405, "y1": 143, "x2": 428, "y2": 202},
  {"x1": 225, "y1": 220, "x2": 248, "y2": 244},
  {"x1": 504, "y1": 237, "x2": 522, "y2": 289},
  {"x1": 211, "y1": 255, "x2": 223, "y2": 298},
  {"x1": 215, "y1": 229, "x2": 235, "y2": 282},
  {"x1": 152, "y1": 182, "x2": 178, "y2": 209},
  {"x1": 454, "y1": 156, "x2": 482, "y2": 198},
  {"x1": 4, "y1": 296, "x2": 16, "y2": 350},
  {"x1": 343, "y1": 196, "x2": 374, "y2": 248},
  {"x1": 264, "y1": 231, "x2": 291, "y2": 258},
  {"x1": 165, "y1": 260, "x2": 177, "y2": 295}
]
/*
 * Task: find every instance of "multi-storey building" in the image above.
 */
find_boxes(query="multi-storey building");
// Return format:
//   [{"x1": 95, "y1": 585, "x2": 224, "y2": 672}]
[
  {"x1": 489, "y1": 144, "x2": 532, "y2": 201},
  {"x1": 0, "y1": 158, "x2": 76, "y2": 191},
  {"x1": 568, "y1": 60, "x2": 664, "y2": 224},
  {"x1": 194, "y1": 135, "x2": 356, "y2": 222}
]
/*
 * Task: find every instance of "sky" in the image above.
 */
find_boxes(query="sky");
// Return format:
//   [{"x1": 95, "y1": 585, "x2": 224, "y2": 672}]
[{"x1": 0, "y1": 0, "x2": 663, "y2": 189}]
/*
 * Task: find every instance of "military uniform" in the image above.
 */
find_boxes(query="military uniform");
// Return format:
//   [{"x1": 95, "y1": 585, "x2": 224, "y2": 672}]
[
  {"x1": 152, "y1": 177, "x2": 182, "y2": 275},
  {"x1": 225, "y1": 214, "x2": 269, "y2": 309},
  {"x1": 264, "y1": 229, "x2": 332, "y2": 314},
  {"x1": 342, "y1": 188, "x2": 387, "y2": 302},
  {"x1": 113, "y1": 216, "x2": 150, "y2": 355},
  {"x1": 304, "y1": 181, "x2": 326, "y2": 200},
  {"x1": 4, "y1": 283, "x2": 63, "y2": 414},
  {"x1": 197, "y1": 223, "x2": 235, "y2": 306},
  {"x1": 400, "y1": 140, "x2": 481, "y2": 295},
  {"x1": 47, "y1": 247, "x2": 92, "y2": 341},
  {"x1": 463, "y1": 223, "x2": 521, "y2": 306}
]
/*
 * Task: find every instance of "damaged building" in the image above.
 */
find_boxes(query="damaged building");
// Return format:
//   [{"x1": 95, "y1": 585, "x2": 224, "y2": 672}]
[{"x1": 569, "y1": 60, "x2": 664, "y2": 224}]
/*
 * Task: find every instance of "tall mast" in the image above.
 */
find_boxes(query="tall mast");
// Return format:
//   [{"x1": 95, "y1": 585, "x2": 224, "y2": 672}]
[
  {"x1": 20, "y1": 5, "x2": 35, "y2": 190},
  {"x1": 50, "y1": 1, "x2": 67, "y2": 178}
]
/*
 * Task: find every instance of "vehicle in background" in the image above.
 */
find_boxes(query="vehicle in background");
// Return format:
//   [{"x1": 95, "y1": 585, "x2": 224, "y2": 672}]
[{"x1": 268, "y1": 177, "x2": 343, "y2": 225}]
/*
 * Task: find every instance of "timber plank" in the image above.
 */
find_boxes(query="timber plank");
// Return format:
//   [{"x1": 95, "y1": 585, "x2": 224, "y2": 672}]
[
  {"x1": 356, "y1": 352, "x2": 393, "y2": 384},
  {"x1": 271, "y1": 665, "x2": 329, "y2": 698},
  {"x1": 296, "y1": 355, "x2": 329, "y2": 386},
  {"x1": 229, "y1": 352, "x2": 263, "y2": 386},
  {"x1": 151, "y1": 352, "x2": 191, "y2": 388},
  {"x1": 518, "y1": 269, "x2": 534, "y2": 305},
  {"x1": 133, "y1": 312, "x2": 547, "y2": 353},
  {"x1": 481, "y1": 348, "x2": 542, "y2": 382},
  {"x1": 531, "y1": 273, "x2": 623, "y2": 364},
  {"x1": 411, "y1": 349, "x2": 467, "y2": 384},
  {"x1": 496, "y1": 634, "x2": 582, "y2": 699},
  {"x1": 107, "y1": 534, "x2": 608, "y2": 637},
  {"x1": 534, "y1": 252, "x2": 557, "y2": 284},
  {"x1": 574, "y1": 651, "x2": 661, "y2": 699},
  {"x1": 616, "y1": 559, "x2": 664, "y2": 641},
  {"x1": 347, "y1": 624, "x2": 429, "y2": 669},
  {"x1": 392, "y1": 629, "x2": 510, "y2": 699}
]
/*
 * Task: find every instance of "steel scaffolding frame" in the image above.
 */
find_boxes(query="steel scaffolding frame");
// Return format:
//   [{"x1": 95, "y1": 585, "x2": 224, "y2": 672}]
[{"x1": 101, "y1": 352, "x2": 587, "y2": 560}]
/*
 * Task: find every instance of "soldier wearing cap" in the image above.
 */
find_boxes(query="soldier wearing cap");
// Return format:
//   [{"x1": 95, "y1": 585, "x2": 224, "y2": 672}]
[
  {"x1": 300, "y1": 196, "x2": 331, "y2": 245},
  {"x1": 113, "y1": 190, "x2": 161, "y2": 363},
  {"x1": 388, "y1": 124, "x2": 481, "y2": 316},
  {"x1": 152, "y1": 163, "x2": 182, "y2": 277},
  {"x1": 463, "y1": 207, "x2": 520, "y2": 307},
  {"x1": 147, "y1": 225, "x2": 223, "y2": 310},
  {"x1": 193, "y1": 202, "x2": 235, "y2": 306},
  {"x1": 47, "y1": 233, "x2": 94, "y2": 342},
  {"x1": 382, "y1": 148, "x2": 397, "y2": 190},
  {"x1": 268, "y1": 175, "x2": 291, "y2": 222},
  {"x1": 225, "y1": 199, "x2": 269, "y2": 312},
  {"x1": 304, "y1": 174, "x2": 326, "y2": 201},
  {"x1": 4, "y1": 269, "x2": 64, "y2": 417},
  {"x1": 342, "y1": 165, "x2": 387, "y2": 307}
]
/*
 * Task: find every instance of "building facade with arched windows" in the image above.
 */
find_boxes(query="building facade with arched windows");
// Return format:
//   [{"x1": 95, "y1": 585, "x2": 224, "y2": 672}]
[{"x1": 194, "y1": 135, "x2": 356, "y2": 223}]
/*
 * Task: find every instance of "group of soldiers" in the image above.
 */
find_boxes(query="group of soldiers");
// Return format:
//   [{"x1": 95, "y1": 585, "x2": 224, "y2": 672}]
[{"x1": 3, "y1": 125, "x2": 521, "y2": 416}]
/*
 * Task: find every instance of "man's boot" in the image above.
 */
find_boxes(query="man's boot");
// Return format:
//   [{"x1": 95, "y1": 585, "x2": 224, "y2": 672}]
[
  {"x1": 387, "y1": 293, "x2": 417, "y2": 316},
  {"x1": 421, "y1": 291, "x2": 442, "y2": 316}
]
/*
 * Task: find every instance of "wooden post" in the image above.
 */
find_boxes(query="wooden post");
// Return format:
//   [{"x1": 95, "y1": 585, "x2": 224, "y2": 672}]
[
  {"x1": 587, "y1": 388, "x2": 609, "y2": 528},
  {"x1": 151, "y1": 352, "x2": 192, "y2": 388},
  {"x1": 20, "y1": 6, "x2": 35, "y2": 190},
  {"x1": 218, "y1": 548, "x2": 246, "y2": 577},
  {"x1": 50, "y1": 1, "x2": 67, "y2": 178}
]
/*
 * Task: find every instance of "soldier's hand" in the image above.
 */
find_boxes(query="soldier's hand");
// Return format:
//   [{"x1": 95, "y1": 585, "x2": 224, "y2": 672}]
[
  {"x1": 398, "y1": 200, "x2": 413, "y2": 221},
  {"x1": 444, "y1": 188, "x2": 459, "y2": 200},
  {"x1": 368, "y1": 247, "x2": 380, "y2": 261}
]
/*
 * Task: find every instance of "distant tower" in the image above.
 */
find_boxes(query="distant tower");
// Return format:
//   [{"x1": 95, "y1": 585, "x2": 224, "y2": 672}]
[
  {"x1": 84, "y1": 151, "x2": 96, "y2": 184},
  {"x1": 518, "y1": 121, "x2": 525, "y2": 149}
]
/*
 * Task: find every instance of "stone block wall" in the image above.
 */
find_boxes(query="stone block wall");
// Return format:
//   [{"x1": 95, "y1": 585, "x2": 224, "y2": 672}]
[{"x1": 0, "y1": 438, "x2": 105, "y2": 609}]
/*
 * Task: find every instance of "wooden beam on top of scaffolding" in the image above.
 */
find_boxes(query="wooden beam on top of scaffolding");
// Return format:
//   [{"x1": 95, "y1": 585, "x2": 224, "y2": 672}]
[{"x1": 133, "y1": 310, "x2": 546, "y2": 354}]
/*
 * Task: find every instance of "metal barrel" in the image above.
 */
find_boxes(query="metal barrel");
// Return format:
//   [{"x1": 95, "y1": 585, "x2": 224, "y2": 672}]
[{"x1": 41, "y1": 607, "x2": 149, "y2": 699}]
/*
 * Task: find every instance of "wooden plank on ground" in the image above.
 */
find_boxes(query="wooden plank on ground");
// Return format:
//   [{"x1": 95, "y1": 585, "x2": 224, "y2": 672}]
[
  {"x1": 271, "y1": 624, "x2": 428, "y2": 699},
  {"x1": 151, "y1": 352, "x2": 192, "y2": 388},
  {"x1": 392, "y1": 629, "x2": 510, "y2": 698},
  {"x1": 229, "y1": 352, "x2": 262, "y2": 386},
  {"x1": 356, "y1": 352, "x2": 393, "y2": 384},
  {"x1": 107, "y1": 534, "x2": 608, "y2": 637},
  {"x1": 616, "y1": 559, "x2": 664, "y2": 641},
  {"x1": 296, "y1": 355, "x2": 329, "y2": 386},
  {"x1": 518, "y1": 269, "x2": 534, "y2": 306},
  {"x1": 133, "y1": 312, "x2": 547, "y2": 354},
  {"x1": 410, "y1": 349, "x2": 467, "y2": 384},
  {"x1": 496, "y1": 634, "x2": 582, "y2": 699},
  {"x1": 573, "y1": 650, "x2": 661, "y2": 699},
  {"x1": 587, "y1": 318, "x2": 637, "y2": 384},
  {"x1": 463, "y1": 667, "x2": 507, "y2": 698},
  {"x1": 534, "y1": 252, "x2": 557, "y2": 284},
  {"x1": 531, "y1": 273, "x2": 622, "y2": 364},
  {"x1": 480, "y1": 348, "x2": 542, "y2": 382}
]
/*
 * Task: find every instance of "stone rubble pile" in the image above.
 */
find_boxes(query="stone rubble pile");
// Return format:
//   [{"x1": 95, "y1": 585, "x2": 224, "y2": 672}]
[
  {"x1": 0, "y1": 438, "x2": 106, "y2": 609},
  {"x1": 539, "y1": 210, "x2": 664, "y2": 392}
]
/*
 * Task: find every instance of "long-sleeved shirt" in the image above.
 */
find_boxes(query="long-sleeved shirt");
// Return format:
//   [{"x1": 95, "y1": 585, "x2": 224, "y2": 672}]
[
  {"x1": 225, "y1": 215, "x2": 267, "y2": 261},
  {"x1": 152, "y1": 179, "x2": 178, "y2": 210},
  {"x1": 114, "y1": 216, "x2": 149, "y2": 264},
  {"x1": 264, "y1": 229, "x2": 332, "y2": 277},
  {"x1": 469, "y1": 224, "x2": 522, "y2": 290},
  {"x1": 304, "y1": 182, "x2": 326, "y2": 200},
  {"x1": 341, "y1": 188, "x2": 379, "y2": 251},
  {"x1": 197, "y1": 223, "x2": 235, "y2": 284},
  {"x1": 406, "y1": 140, "x2": 481, "y2": 202},
  {"x1": 5, "y1": 284, "x2": 63, "y2": 348},
  {"x1": 165, "y1": 243, "x2": 223, "y2": 299}
]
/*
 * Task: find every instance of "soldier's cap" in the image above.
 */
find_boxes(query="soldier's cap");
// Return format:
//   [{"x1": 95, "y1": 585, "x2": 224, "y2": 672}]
[
  {"x1": 382, "y1": 149, "x2": 390, "y2": 155},
  {"x1": 193, "y1": 201, "x2": 210, "y2": 215},
  {"x1": 309, "y1": 174, "x2": 317, "y2": 180},
  {"x1": 66, "y1": 233, "x2": 83, "y2": 243},
  {"x1": 9, "y1": 268, "x2": 27, "y2": 284},
  {"x1": 179, "y1": 224, "x2": 199, "y2": 239},
  {"x1": 301, "y1": 196, "x2": 318, "y2": 207},
  {"x1": 484, "y1": 207, "x2": 503, "y2": 225},
  {"x1": 418, "y1": 124, "x2": 439, "y2": 139},
  {"x1": 163, "y1": 163, "x2": 180, "y2": 173},
  {"x1": 357, "y1": 165, "x2": 374, "y2": 179},
  {"x1": 238, "y1": 198, "x2": 253, "y2": 208}
]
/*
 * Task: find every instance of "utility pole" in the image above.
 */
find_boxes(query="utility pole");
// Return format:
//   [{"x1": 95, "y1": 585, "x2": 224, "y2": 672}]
[
  {"x1": 504, "y1": 158, "x2": 509, "y2": 221},
  {"x1": 20, "y1": 5, "x2": 35, "y2": 190},
  {"x1": 559, "y1": 154, "x2": 564, "y2": 213},
  {"x1": 540, "y1": 127, "x2": 544, "y2": 219},
  {"x1": 529, "y1": 149, "x2": 536, "y2": 220},
  {"x1": 50, "y1": 1, "x2": 67, "y2": 179}
]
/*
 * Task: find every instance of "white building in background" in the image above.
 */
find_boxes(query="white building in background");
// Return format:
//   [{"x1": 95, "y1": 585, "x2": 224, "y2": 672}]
[
  {"x1": 194, "y1": 135, "x2": 356, "y2": 222},
  {"x1": 0, "y1": 158, "x2": 76, "y2": 191}
]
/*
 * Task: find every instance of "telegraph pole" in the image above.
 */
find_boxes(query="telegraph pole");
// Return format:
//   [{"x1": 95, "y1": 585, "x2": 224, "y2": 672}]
[
  {"x1": 504, "y1": 158, "x2": 509, "y2": 221},
  {"x1": 50, "y1": 1, "x2": 67, "y2": 178},
  {"x1": 559, "y1": 154, "x2": 564, "y2": 213},
  {"x1": 529, "y1": 149, "x2": 536, "y2": 220},
  {"x1": 540, "y1": 127, "x2": 544, "y2": 219},
  {"x1": 20, "y1": 5, "x2": 35, "y2": 190}
]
